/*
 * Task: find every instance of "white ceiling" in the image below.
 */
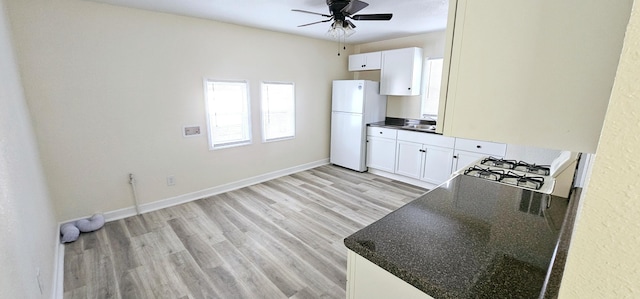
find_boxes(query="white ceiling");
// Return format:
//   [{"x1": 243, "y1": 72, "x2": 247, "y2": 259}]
[{"x1": 86, "y1": 0, "x2": 450, "y2": 44}]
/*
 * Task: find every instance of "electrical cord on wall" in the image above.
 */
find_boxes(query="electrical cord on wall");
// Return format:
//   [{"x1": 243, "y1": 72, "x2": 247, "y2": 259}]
[{"x1": 129, "y1": 173, "x2": 141, "y2": 215}]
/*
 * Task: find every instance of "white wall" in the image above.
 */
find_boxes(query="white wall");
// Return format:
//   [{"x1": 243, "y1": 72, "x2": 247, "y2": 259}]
[
  {"x1": 0, "y1": 0, "x2": 58, "y2": 297},
  {"x1": 5, "y1": 0, "x2": 351, "y2": 221},
  {"x1": 353, "y1": 31, "x2": 446, "y2": 119},
  {"x1": 559, "y1": 1, "x2": 640, "y2": 296}
]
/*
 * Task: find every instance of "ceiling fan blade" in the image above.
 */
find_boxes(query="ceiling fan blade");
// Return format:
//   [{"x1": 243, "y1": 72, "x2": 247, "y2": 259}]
[
  {"x1": 297, "y1": 19, "x2": 333, "y2": 27},
  {"x1": 351, "y1": 13, "x2": 393, "y2": 21},
  {"x1": 342, "y1": 0, "x2": 369, "y2": 15},
  {"x1": 291, "y1": 9, "x2": 332, "y2": 18},
  {"x1": 345, "y1": 19, "x2": 357, "y2": 29}
]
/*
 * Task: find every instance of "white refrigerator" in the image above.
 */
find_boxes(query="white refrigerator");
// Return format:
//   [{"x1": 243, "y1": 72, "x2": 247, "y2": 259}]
[{"x1": 330, "y1": 80, "x2": 387, "y2": 172}]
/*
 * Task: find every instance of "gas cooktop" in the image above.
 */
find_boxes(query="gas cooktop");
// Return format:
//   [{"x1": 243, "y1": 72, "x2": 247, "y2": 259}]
[{"x1": 458, "y1": 157, "x2": 556, "y2": 194}]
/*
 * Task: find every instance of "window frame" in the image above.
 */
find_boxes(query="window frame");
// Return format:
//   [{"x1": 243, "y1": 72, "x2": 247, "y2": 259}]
[
  {"x1": 203, "y1": 78, "x2": 253, "y2": 150},
  {"x1": 260, "y1": 81, "x2": 296, "y2": 143}
]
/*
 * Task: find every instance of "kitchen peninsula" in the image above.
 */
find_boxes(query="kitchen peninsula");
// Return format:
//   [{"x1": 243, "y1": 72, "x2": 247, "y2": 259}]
[{"x1": 344, "y1": 174, "x2": 578, "y2": 298}]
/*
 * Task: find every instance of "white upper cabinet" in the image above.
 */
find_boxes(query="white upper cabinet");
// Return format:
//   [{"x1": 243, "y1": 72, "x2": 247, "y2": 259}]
[
  {"x1": 437, "y1": 0, "x2": 633, "y2": 153},
  {"x1": 349, "y1": 52, "x2": 382, "y2": 71},
  {"x1": 380, "y1": 47, "x2": 423, "y2": 96}
]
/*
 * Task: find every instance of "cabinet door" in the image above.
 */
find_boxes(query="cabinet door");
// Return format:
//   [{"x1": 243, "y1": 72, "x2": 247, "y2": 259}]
[
  {"x1": 348, "y1": 54, "x2": 367, "y2": 71},
  {"x1": 421, "y1": 146, "x2": 454, "y2": 185},
  {"x1": 380, "y1": 48, "x2": 423, "y2": 96},
  {"x1": 349, "y1": 52, "x2": 382, "y2": 71},
  {"x1": 395, "y1": 141, "x2": 423, "y2": 179},
  {"x1": 452, "y1": 150, "x2": 485, "y2": 173},
  {"x1": 366, "y1": 136, "x2": 396, "y2": 173}
]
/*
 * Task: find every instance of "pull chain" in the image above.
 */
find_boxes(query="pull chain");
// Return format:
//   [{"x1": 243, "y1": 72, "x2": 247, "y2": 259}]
[
  {"x1": 343, "y1": 33, "x2": 347, "y2": 53},
  {"x1": 336, "y1": 35, "x2": 347, "y2": 56}
]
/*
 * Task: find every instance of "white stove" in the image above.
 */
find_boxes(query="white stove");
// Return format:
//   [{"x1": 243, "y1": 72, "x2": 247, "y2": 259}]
[{"x1": 456, "y1": 156, "x2": 556, "y2": 194}]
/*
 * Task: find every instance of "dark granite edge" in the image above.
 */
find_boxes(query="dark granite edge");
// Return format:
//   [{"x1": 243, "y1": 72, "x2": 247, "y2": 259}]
[
  {"x1": 541, "y1": 188, "x2": 582, "y2": 298},
  {"x1": 344, "y1": 188, "x2": 581, "y2": 299}
]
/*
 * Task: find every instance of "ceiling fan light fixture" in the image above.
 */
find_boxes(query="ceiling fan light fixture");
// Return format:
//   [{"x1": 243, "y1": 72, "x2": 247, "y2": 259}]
[{"x1": 327, "y1": 20, "x2": 356, "y2": 38}]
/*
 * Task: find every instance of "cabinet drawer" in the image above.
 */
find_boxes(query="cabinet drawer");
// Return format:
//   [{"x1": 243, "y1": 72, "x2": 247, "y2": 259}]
[
  {"x1": 367, "y1": 127, "x2": 397, "y2": 139},
  {"x1": 397, "y1": 130, "x2": 455, "y2": 148},
  {"x1": 454, "y1": 138, "x2": 506, "y2": 156}
]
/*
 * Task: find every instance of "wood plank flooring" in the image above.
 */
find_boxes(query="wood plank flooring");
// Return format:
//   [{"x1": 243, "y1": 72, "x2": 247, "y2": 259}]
[{"x1": 63, "y1": 165, "x2": 428, "y2": 299}]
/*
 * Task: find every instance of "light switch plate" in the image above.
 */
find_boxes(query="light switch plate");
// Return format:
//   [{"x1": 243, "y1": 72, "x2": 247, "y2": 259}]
[{"x1": 183, "y1": 125, "x2": 201, "y2": 137}]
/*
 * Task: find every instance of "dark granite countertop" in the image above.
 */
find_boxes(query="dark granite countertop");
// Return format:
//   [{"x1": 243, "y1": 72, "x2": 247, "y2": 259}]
[{"x1": 344, "y1": 175, "x2": 574, "y2": 299}]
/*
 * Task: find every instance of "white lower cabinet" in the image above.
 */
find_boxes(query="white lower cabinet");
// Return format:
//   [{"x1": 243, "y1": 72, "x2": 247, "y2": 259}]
[
  {"x1": 347, "y1": 250, "x2": 434, "y2": 299},
  {"x1": 366, "y1": 127, "x2": 398, "y2": 173},
  {"x1": 396, "y1": 130, "x2": 456, "y2": 185},
  {"x1": 366, "y1": 136, "x2": 397, "y2": 173},
  {"x1": 452, "y1": 150, "x2": 486, "y2": 173},
  {"x1": 395, "y1": 141, "x2": 455, "y2": 185},
  {"x1": 395, "y1": 141, "x2": 424, "y2": 178},
  {"x1": 366, "y1": 127, "x2": 506, "y2": 186},
  {"x1": 422, "y1": 145, "x2": 455, "y2": 184}
]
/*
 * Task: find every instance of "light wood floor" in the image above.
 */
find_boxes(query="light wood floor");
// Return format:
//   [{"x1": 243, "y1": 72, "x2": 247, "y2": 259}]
[{"x1": 63, "y1": 165, "x2": 428, "y2": 299}]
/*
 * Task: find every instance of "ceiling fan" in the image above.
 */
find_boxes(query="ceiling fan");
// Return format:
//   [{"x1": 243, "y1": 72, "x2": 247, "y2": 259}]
[{"x1": 292, "y1": 0, "x2": 393, "y2": 34}]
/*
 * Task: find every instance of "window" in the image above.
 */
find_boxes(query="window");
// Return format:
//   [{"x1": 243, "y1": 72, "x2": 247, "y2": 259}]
[
  {"x1": 204, "y1": 79, "x2": 251, "y2": 149},
  {"x1": 261, "y1": 82, "x2": 295, "y2": 142},
  {"x1": 420, "y1": 58, "x2": 444, "y2": 118}
]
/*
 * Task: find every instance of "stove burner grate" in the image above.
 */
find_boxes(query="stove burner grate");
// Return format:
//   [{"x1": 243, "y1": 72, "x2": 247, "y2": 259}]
[
  {"x1": 463, "y1": 165, "x2": 504, "y2": 181},
  {"x1": 480, "y1": 157, "x2": 517, "y2": 169},
  {"x1": 513, "y1": 161, "x2": 551, "y2": 176},
  {"x1": 501, "y1": 171, "x2": 545, "y2": 190}
]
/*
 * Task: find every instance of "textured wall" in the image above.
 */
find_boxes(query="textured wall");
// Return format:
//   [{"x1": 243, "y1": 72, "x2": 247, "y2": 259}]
[
  {"x1": 0, "y1": 0, "x2": 58, "y2": 297},
  {"x1": 5, "y1": 0, "x2": 350, "y2": 221},
  {"x1": 559, "y1": 1, "x2": 640, "y2": 296}
]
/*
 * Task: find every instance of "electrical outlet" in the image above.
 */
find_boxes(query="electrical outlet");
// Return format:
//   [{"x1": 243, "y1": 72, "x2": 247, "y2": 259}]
[
  {"x1": 167, "y1": 176, "x2": 176, "y2": 186},
  {"x1": 183, "y1": 125, "x2": 201, "y2": 137}
]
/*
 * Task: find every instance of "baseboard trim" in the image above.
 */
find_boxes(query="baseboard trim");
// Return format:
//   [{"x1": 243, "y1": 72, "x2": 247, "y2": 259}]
[
  {"x1": 93, "y1": 159, "x2": 328, "y2": 222},
  {"x1": 52, "y1": 224, "x2": 64, "y2": 299},
  {"x1": 102, "y1": 206, "x2": 138, "y2": 222},
  {"x1": 367, "y1": 168, "x2": 437, "y2": 190}
]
